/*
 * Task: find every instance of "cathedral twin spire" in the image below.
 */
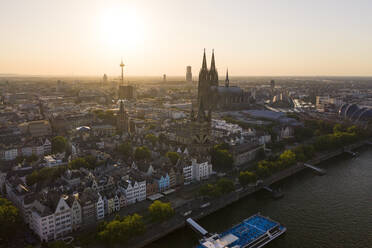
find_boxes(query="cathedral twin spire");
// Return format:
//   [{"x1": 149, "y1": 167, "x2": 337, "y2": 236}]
[{"x1": 199, "y1": 49, "x2": 219, "y2": 85}]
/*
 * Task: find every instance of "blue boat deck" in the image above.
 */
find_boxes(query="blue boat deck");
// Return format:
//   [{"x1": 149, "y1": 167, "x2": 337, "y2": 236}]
[{"x1": 197, "y1": 214, "x2": 283, "y2": 248}]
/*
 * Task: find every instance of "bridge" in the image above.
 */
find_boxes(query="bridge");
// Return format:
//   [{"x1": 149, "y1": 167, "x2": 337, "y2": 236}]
[
  {"x1": 186, "y1": 218, "x2": 208, "y2": 236},
  {"x1": 303, "y1": 163, "x2": 326, "y2": 175}
]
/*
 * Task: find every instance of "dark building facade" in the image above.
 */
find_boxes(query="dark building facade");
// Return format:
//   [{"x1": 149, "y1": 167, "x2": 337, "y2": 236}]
[
  {"x1": 118, "y1": 85, "x2": 136, "y2": 100},
  {"x1": 197, "y1": 50, "x2": 252, "y2": 110},
  {"x1": 186, "y1": 66, "x2": 192, "y2": 82},
  {"x1": 117, "y1": 101, "x2": 129, "y2": 133}
]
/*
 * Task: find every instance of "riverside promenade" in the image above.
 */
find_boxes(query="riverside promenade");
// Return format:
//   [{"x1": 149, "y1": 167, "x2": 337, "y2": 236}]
[{"x1": 126, "y1": 140, "x2": 367, "y2": 248}]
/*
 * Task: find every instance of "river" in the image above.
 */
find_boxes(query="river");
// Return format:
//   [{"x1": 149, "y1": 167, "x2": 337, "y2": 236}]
[{"x1": 146, "y1": 147, "x2": 372, "y2": 248}]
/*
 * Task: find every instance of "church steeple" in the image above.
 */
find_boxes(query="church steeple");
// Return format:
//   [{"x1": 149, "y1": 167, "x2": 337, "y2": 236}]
[
  {"x1": 210, "y1": 49, "x2": 216, "y2": 71},
  {"x1": 208, "y1": 49, "x2": 218, "y2": 86},
  {"x1": 225, "y1": 68, "x2": 229, "y2": 87},
  {"x1": 199, "y1": 49, "x2": 208, "y2": 82},
  {"x1": 202, "y1": 48, "x2": 207, "y2": 70}
]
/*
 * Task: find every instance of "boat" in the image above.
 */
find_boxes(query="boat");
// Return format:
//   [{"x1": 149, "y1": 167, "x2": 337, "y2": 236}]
[{"x1": 187, "y1": 213, "x2": 286, "y2": 248}]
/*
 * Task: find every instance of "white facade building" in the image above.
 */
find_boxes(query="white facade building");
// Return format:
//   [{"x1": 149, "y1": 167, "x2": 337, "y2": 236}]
[
  {"x1": 182, "y1": 159, "x2": 213, "y2": 184},
  {"x1": 30, "y1": 197, "x2": 72, "y2": 242},
  {"x1": 4, "y1": 148, "x2": 18, "y2": 161},
  {"x1": 96, "y1": 193, "x2": 105, "y2": 220},
  {"x1": 119, "y1": 180, "x2": 146, "y2": 205},
  {"x1": 182, "y1": 164, "x2": 193, "y2": 185},
  {"x1": 70, "y1": 196, "x2": 82, "y2": 230},
  {"x1": 193, "y1": 159, "x2": 213, "y2": 181}
]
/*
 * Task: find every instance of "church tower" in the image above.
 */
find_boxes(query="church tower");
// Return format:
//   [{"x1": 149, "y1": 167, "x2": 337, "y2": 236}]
[
  {"x1": 198, "y1": 49, "x2": 210, "y2": 103},
  {"x1": 198, "y1": 49, "x2": 219, "y2": 110},
  {"x1": 117, "y1": 100, "x2": 129, "y2": 133},
  {"x1": 208, "y1": 49, "x2": 219, "y2": 86},
  {"x1": 188, "y1": 97, "x2": 211, "y2": 153}
]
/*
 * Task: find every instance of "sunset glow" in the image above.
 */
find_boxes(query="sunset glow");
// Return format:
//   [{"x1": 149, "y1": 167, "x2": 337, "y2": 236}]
[{"x1": 99, "y1": 5, "x2": 145, "y2": 50}]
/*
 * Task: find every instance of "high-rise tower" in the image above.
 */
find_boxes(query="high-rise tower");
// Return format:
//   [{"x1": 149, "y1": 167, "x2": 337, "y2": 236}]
[
  {"x1": 120, "y1": 58, "x2": 125, "y2": 85},
  {"x1": 186, "y1": 66, "x2": 192, "y2": 82}
]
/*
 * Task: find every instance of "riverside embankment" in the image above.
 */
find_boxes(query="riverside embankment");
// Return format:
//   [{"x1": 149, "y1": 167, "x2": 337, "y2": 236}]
[{"x1": 127, "y1": 140, "x2": 368, "y2": 248}]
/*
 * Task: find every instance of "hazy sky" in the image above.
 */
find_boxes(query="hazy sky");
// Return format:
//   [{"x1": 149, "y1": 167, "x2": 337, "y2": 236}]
[{"x1": 1, "y1": 0, "x2": 372, "y2": 77}]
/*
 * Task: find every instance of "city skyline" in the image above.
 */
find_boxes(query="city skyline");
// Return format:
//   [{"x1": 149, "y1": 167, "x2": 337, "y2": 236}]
[{"x1": 1, "y1": 0, "x2": 372, "y2": 77}]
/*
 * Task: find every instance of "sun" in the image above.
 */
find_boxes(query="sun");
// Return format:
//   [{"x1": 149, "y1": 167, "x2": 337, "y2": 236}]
[{"x1": 99, "y1": 6, "x2": 145, "y2": 50}]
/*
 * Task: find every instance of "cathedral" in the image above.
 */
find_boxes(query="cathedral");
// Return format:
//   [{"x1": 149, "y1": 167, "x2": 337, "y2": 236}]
[{"x1": 197, "y1": 49, "x2": 252, "y2": 110}]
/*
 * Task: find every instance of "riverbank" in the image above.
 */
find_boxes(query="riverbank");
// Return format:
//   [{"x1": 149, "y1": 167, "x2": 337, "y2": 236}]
[{"x1": 126, "y1": 140, "x2": 368, "y2": 248}]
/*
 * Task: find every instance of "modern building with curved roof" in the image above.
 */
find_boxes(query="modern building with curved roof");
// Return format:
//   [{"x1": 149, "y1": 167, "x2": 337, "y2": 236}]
[{"x1": 338, "y1": 104, "x2": 372, "y2": 125}]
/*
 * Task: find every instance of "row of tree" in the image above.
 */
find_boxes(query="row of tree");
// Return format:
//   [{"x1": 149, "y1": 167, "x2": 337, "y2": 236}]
[
  {"x1": 148, "y1": 200, "x2": 174, "y2": 222},
  {"x1": 239, "y1": 145, "x2": 315, "y2": 183},
  {"x1": 211, "y1": 144, "x2": 234, "y2": 172},
  {"x1": 97, "y1": 213, "x2": 146, "y2": 244},
  {"x1": 199, "y1": 178, "x2": 235, "y2": 198},
  {"x1": 68, "y1": 156, "x2": 103, "y2": 170},
  {"x1": 96, "y1": 200, "x2": 174, "y2": 245},
  {"x1": 117, "y1": 142, "x2": 152, "y2": 161},
  {"x1": 26, "y1": 155, "x2": 105, "y2": 186},
  {"x1": 239, "y1": 123, "x2": 366, "y2": 183},
  {"x1": 0, "y1": 197, "x2": 21, "y2": 244},
  {"x1": 26, "y1": 166, "x2": 67, "y2": 186},
  {"x1": 313, "y1": 126, "x2": 362, "y2": 151}
]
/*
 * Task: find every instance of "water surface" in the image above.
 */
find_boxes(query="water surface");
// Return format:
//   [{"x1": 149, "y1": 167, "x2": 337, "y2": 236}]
[{"x1": 147, "y1": 147, "x2": 372, "y2": 248}]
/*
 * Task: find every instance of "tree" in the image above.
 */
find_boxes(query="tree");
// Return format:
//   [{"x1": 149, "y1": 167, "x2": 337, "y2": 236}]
[
  {"x1": 159, "y1": 133, "x2": 167, "y2": 143},
  {"x1": 216, "y1": 178, "x2": 235, "y2": 194},
  {"x1": 347, "y1": 125, "x2": 358, "y2": 134},
  {"x1": 145, "y1": 134, "x2": 158, "y2": 145},
  {"x1": 52, "y1": 136, "x2": 67, "y2": 154},
  {"x1": 333, "y1": 124, "x2": 344, "y2": 133},
  {"x1": 98, "y1": 214, "x2": 145, "y2": 244},
  {"x1": 211, "y1": 147, "x2": 234, "y2": 172},
  {"x1": 134, "y1": 146, "x2": 151, "y2": 160},
  {"x1": 199, "y1": 178, "x2": 235, "y2": 198},
  {"x1": 148, "y1": 200, "x2": 174, "y2": 222},
  {"x1": 0, "y1": 197, "x2": 21, "y2": 243},
  {"x1": 68, "y1": 157, "x2": 89, "y2": 170},
  {"x1": 278, "y1": 150, "x2": 296, "y2": 168},
  {"x1": 256, "y1": 160, "x2": 272, "y2": 178},
  {"x1": 26, "y1": 166, "x2": 67, "y2": 186},
  {"x1": 199, "y1": 184, "x2": 219, "y2": 198},
  {"x1": 84, "y1": 155, "x2": 99, "y2": 169},
  {"x1": 25, "y1": 154, "x2": 39, "y2": 163},
  {"x1": 166, "y1": 151, "x2": 180, "y2": 165},
  {"x1": 239, "y1": 171, "x2": 257, "y2": 186},
  {"x1": 118, "y1": 142, "x2": 132, "y2": 157},
  {"x1": 294, "y1": 126, "x2": 314, "y2": 142}
]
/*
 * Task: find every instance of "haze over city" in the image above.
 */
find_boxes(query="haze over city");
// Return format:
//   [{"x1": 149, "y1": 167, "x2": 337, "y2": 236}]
[
  {"x1": 1, "y1": 1, "x2": 372, "y2": 248},
  {"x1": 1, "y1": 0, "x2": 372, "y2": 76}
]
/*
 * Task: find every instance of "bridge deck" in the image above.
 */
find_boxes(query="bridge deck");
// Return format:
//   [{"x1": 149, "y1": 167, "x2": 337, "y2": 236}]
[{"x1": 303, "y1": 163, "x2": 326, "y2": 173}]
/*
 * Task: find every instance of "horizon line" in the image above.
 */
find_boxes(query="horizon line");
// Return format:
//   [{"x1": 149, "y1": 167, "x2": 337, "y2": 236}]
[{"x1": 1, "y1": 73, "x2": 372, "y2": 79}]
